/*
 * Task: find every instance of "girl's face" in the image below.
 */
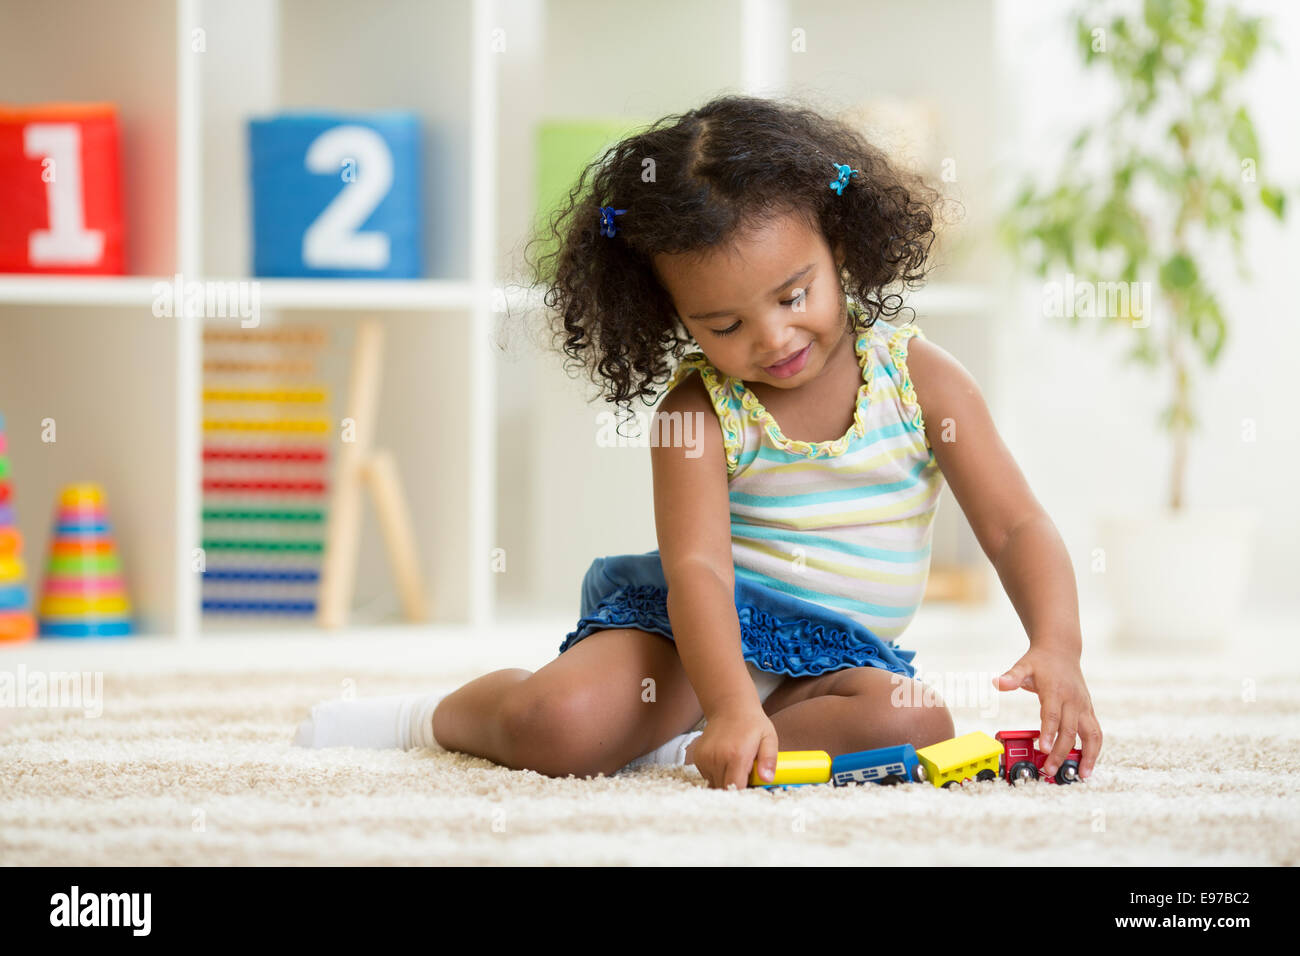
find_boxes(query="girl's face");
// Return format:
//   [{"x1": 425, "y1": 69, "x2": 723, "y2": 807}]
[{"x1": 654, "y1": 209, "x2": 849, "y2": 388}]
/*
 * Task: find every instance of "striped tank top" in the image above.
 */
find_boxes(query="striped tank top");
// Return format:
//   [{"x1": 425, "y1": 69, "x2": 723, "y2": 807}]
[{"x1": 661, "y1": 303, "x2": 946, "y2": 643}]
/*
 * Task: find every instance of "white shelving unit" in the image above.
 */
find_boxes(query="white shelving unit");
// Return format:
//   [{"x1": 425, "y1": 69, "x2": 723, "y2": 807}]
[
  {"x1": 0, "y1": 0, "x2": 499, "y2": 640},
  {"x1": 1, "y1": 0, "x2": 996, "y2": 639}
]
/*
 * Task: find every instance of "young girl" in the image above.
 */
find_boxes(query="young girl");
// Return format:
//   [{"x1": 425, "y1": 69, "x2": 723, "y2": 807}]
[{"x1": 294, "y1": 95, "x2": 1103, "y2": 791}]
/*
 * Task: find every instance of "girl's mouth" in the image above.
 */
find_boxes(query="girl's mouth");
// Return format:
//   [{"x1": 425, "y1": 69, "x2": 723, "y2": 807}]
[{"x1": 763, "y1": 342, "x2": 812, "y2": 378}]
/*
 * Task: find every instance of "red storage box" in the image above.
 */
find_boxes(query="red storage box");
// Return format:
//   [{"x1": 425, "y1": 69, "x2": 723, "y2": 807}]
[{"x1": 0, "y1": 102, "x2": 125, "y2": 274}]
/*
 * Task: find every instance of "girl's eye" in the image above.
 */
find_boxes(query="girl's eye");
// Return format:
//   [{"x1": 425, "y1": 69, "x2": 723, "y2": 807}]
[
  {"x1": 711, "y1": 285, "x2": 810, "y2": 337},
  {"x1": 782, "y1": 284, "x2": 810, "y2": 308}
]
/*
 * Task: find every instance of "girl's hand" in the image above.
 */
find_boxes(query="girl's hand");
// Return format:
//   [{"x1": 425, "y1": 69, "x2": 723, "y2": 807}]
[
  {"x1": 993, "y1": 647, "x2": 1103, "y2": 780},
  {"x1": 685, "y1": 705, "x2": 780, "y2": 790}
]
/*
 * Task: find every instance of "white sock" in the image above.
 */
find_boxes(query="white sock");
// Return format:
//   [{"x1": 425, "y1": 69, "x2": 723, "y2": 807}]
[
  {"x1": 619, "y1": 730, "x2": 704, "y2": 773},
  {"x1": 292, "y1": 690, "x2": 450, "y2": 750}
]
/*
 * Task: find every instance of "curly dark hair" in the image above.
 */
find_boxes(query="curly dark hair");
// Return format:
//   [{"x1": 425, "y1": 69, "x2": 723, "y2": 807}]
[{"x1": 524, "y1": 93, "x2": 951, "y2": 427}]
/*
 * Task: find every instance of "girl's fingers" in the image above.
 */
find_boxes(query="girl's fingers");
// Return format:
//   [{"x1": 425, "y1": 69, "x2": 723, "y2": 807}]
[
  {"x1": 726, "y1": 752, "x2": 748, "y2": 791},
  {"x1": 1038, "y1": 693, "x2": 1061, "y2": 758},
  {"x1": 1044, "y1": 701, "x2": 1078, "y2": 778},
  {"x1": 756, "y1": 730, "x2": 779, "y2": 784},
  {"x1": 995, "y1": 662, "x2": 1028, "y2": 691},
  {"x1": 716, "y1": 753, "x2": 734, "y2": 790},
  {"x1": 1078, "y1": 711, "x2": 1103, "y2": 779}
]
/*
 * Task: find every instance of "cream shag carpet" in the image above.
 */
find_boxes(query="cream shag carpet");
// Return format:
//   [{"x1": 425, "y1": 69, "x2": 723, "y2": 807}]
[{"x1": 1, "y1": 610, "x2": 1297, "y2": 866}]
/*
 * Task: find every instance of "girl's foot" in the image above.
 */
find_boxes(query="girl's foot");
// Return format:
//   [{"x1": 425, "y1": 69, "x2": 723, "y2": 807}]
[
  {"x1": 619, "y1": 730, "x2": 704, "y2": 773},
  {"x1": 291, "y1": 691, "x2": 451, "y2": 750}
]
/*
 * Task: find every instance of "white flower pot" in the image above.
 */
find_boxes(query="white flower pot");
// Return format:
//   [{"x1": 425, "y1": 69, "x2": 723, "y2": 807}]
[{"x1": 1095, "y1": 508, "x2": 1258, "y2": 649}]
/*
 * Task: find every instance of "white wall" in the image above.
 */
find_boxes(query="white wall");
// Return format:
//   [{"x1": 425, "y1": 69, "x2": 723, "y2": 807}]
[{"x1": 992, "y1": 0, "x2": 1300, "y2": 612}]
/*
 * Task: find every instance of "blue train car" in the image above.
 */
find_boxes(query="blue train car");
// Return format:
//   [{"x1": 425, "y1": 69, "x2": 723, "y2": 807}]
[{"x1": 831, "y1": 744, "x2": 925, "y2": 786}]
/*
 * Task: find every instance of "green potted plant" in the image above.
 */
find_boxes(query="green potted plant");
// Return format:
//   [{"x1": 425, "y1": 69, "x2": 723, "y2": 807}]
[{"x1": 997, "y1": 0, "x2": 1291, "y2": 647}]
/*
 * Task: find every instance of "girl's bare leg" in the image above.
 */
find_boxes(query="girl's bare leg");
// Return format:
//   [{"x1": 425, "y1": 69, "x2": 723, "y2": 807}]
[
  {"x1": 431, "y1": 668, "x2": 533, "y2": 765},
  {"x1": 432, "y1": 628, "x2": 705, "y2": 779},
  {"x1": 756, "y1": 666, "x2": 955, "y2": 757}
]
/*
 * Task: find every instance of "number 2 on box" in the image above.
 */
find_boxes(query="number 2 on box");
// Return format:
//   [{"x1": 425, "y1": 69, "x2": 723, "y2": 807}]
[{"x1": 301, "y1": 125, "x2": 394, "y2": 270}]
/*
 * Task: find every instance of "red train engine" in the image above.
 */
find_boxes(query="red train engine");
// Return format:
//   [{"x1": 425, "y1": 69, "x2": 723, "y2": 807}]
[{"x1": 995, "y1": 729, "x2": 1082, "y2": 785}]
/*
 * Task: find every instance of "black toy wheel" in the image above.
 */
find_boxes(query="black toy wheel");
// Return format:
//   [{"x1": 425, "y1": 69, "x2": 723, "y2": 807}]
[
  {"x1": 879, "y1": 774, "x2": 904, "y2": 786},
  {"x1": 1009, "y1": 761, "x2": 1038, "y2": 785},
  {"x1": 942, "y1": 780, "x2": 959, "y2": 789},
  {"x1": 1056, "y1": 759, "x2": 1080, "y2": 784},
  {"x1": 976, "y1": 769, "x2": 997, "y2": 782}
]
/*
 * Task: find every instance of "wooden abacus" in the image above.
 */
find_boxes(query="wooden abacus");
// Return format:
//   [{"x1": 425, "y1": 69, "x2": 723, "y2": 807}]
[
  {"x1": 200, "y1": 319, "x2": 427, "y2": 628},
  {"x1": 200, "y1": 323, "x2": 332, "y2": 620},
  {"x1": 316, "y1": 319, "x2": 428, "y2": 628}
]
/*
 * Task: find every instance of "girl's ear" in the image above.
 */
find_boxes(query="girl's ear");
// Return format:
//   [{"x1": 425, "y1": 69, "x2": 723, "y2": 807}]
[{"x1": 833, "y1": 241, "x2": 846, "y2": 271}]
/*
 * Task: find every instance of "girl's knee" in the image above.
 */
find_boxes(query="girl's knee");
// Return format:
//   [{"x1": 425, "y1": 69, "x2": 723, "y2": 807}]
[
  {"x1": 877, "y1": 677, "x2": 955, "y2": 749},
  {"x1": 497, "y1": 682, "x2": 604, "y2": 772},
  {"x1": 912, "y1": 701, "x2": 955, "y2": 749}
]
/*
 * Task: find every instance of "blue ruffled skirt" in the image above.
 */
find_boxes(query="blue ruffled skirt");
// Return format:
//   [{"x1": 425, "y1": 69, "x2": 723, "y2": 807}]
[{"x1": 557, "y1": 550, "x2": 917, "y2": 679}]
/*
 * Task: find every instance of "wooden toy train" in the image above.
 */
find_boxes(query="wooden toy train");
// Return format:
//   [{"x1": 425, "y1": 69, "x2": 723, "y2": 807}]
[{"x1": 748, "y1": 730, "x2": 1084, "y2": 790}]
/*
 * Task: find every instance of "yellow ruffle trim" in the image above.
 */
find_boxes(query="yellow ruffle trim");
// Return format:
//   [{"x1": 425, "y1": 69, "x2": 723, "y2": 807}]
[
  {"x1": 661, "y1": 303, "x2": 932, "y2": 469},
  {"x1": 886, "y1": 324, "x2": 930, "y2": 449},
  {"x1": 734, "y1": 328, "x2": 874, "y2": 459},
  {"x1": 662, "y1": 356, "x2": 745, "y2": 475}
]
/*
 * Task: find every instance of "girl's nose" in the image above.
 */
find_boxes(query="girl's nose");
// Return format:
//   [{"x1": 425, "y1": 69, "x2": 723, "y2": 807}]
[{"x1": 755, "y1": 317, "x2": 797, "y2": 357}]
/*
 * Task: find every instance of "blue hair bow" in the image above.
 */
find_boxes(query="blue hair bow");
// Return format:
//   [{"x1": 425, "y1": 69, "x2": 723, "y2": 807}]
[
  {"x1": 598, "y1": 206, "x2": 626, "y2": 237},
  {"x1": 829, "y1": 163, "x2": 859, "y2": 196}
]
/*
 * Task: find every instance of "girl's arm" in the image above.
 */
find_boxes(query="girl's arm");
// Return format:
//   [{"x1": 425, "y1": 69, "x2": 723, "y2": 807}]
[
  {"x1": 650, "y1": 375, "x2": 756, "y2": 717},
  {"x1": 903, "y1": 336, "x2": 1104, "y2": 781},
  {"x1": 651, "y1": 374, "x2": 783, "y2": 790}
]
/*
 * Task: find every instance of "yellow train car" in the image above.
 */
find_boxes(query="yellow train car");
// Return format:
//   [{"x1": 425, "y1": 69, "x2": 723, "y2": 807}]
[
  {"x1": 749, "y1": 750, "x2": 832, "y2": 788},
  {"x1": 915, "y1": 732, "x2": 1003, "y2": 788}
]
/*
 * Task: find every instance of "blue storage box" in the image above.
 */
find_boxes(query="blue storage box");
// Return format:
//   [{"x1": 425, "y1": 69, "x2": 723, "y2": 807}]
[{"x1": 248, "y1": 111, "x2": 424, "y2": 278}]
